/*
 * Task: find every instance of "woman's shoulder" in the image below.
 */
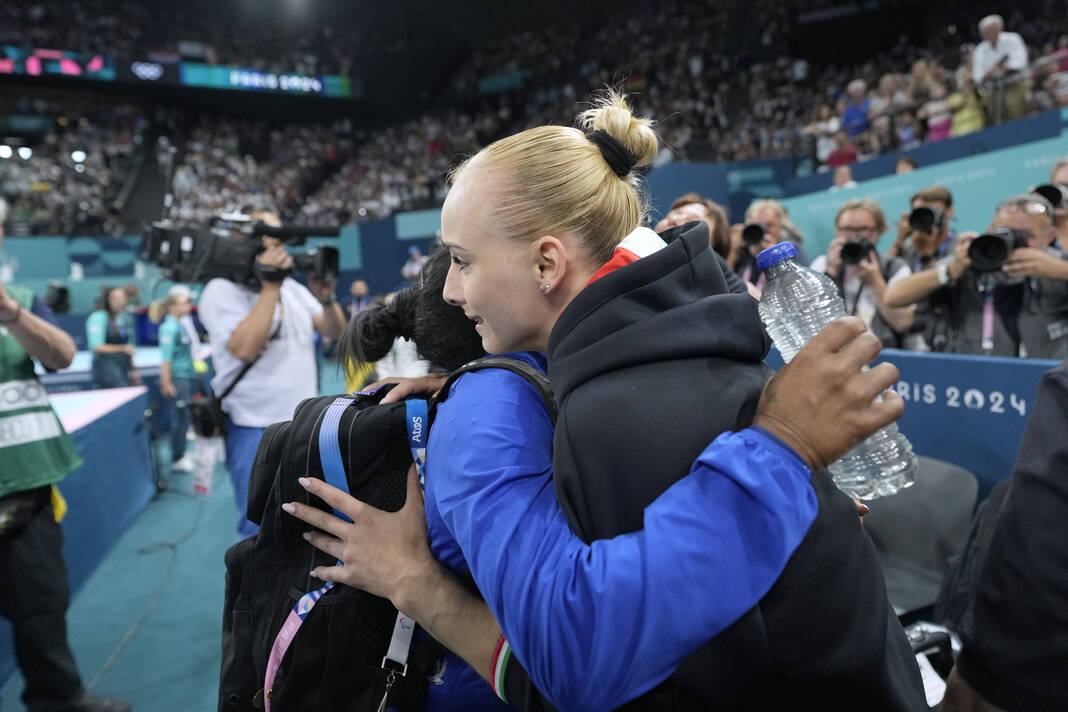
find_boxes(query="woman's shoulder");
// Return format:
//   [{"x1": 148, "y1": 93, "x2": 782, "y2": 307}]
[{"x1": 440, "y1": 352, "x2": 551, "y2": 424}]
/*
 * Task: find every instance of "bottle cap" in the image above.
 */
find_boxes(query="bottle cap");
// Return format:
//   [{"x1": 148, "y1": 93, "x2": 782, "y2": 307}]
[{"x1": 756, "y1": 242, "x2": 798, "y2": 270}]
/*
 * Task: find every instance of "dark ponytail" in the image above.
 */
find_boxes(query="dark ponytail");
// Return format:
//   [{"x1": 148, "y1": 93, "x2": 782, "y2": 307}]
[{"x1": 340, "y1": 247, "x2": 484, "y2": 373}]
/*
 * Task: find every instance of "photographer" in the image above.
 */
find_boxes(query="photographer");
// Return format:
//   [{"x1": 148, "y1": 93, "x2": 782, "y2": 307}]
[
  {"x1": 888, "y1": 185, "x2": 957, "y2": 262},
  {"x1": 735, "y1": 199, "x2": 811, "y2": 295},
  {"x1": 811, "y1": 199, "x2": 920, "y2": 349},
  {"x1": 198, "y1": 210, "x2": 346, "y2": 537},
  {"x1": 885, "y1": 194, "x2": 1068, "y2": 358}
]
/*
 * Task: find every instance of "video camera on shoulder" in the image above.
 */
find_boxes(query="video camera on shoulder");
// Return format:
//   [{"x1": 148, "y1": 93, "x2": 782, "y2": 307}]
[
  {"x1": 140, "y1": 213, "x2": 340, "y2": 287},
  {"x1": 967, "y1": 226, "x2": 1029, "y2": 272}
]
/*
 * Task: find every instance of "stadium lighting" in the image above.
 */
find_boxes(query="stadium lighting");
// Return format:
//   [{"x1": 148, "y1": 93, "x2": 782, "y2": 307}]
[
  {"x1": 0, "y1": 145, "x2": 12, "y2": 159},
  {"x1": 71, "y1": 150, "x2": 87, "y2": 163},
  {"x1": 18, "y1": 147, "x2": 32, "y2": 160}
]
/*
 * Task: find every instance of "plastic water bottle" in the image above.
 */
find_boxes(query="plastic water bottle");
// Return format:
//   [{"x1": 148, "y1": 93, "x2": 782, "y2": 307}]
[
  {"x1": 755, "y1": 242, "x2": 917, "y2": 499},
  {"x1": 193, "y1": 434, "x2": 219, "y2": 495}
]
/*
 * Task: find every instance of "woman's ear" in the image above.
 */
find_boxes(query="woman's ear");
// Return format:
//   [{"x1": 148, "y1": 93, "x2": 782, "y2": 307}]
[{"x1": 531, "y1": 235, "x2": 567, "y2": 292}]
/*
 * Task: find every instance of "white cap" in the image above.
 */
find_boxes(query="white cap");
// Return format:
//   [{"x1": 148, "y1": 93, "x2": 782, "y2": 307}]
[{"x1": 167, "y1": 284, "x2": 191, "y2": 299}]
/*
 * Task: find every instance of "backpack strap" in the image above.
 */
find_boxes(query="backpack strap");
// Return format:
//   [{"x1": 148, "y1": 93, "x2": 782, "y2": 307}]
[
  {"x1": 405, "y1": 399, "x2": 429, "y2": 487},
  {"x1": 434, "y1": 356, "x2": 557, "y2": 425},
  {"x1": 264, "y1": 395, "x2": 420, "y2": 710}
]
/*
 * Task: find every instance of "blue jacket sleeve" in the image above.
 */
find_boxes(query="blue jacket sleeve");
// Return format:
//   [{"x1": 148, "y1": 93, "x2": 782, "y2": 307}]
[{"x1": 429, "y1": 370, "x2": 817, "y2": 711}]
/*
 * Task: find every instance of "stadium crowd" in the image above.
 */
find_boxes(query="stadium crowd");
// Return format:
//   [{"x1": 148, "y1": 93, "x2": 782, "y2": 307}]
[
  {"x1": 0, "y1": 101, "x2": 142, "y2": 235},
  {"x1": 5, "y1": 2, "x2": 1068, "y2": 233}
]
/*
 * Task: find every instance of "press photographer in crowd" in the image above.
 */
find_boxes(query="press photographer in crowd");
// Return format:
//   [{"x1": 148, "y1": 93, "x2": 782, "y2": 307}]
[
  {"x1": 734, "y1": 199, "x2": 811, "y2": 295},
  {"x1": 885, "y1": 193, "x2": 1068, "y2": 358},
  {"x1": 810, "y1": 199, "x2": 922, "y2": 349},
  {"x1": 888, "y1": 185, "x2": 957, "y2": 264},
  {"x1": 1043, "y1": 157, "x2": 1068, "y2": 247},
  {"x1": 198, "y1": 208, "x2": 346, "y2": 537}
]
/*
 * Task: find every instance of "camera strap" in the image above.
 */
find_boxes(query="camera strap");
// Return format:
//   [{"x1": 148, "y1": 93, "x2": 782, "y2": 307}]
[
  {"x1": 216, "y1": 307, "x2": 284, "y2": 403},
  {"x1": 981, "y1": 291, "x2": 996, "y2": 353}
]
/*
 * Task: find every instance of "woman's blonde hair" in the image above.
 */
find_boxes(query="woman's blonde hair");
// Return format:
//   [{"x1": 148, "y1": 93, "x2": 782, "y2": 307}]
[
  {"x1": 450, "y1": 90, "x2": 659, "y2": 264},
  {"x1": 149, "y1": 292, "x2": 186, "y2": 324}
]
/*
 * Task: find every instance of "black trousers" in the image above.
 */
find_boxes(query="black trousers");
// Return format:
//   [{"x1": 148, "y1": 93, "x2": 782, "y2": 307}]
[{"x1": 0, "y1": 487, "x2": 83, "y2": 706}]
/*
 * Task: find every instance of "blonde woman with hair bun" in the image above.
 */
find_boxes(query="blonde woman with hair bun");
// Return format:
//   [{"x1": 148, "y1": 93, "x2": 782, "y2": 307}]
[{"x1": 285, "y1": 92, "x2": 921, "y2": 710}]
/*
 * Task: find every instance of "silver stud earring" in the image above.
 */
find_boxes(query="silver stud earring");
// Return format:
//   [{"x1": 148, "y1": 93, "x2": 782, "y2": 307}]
[{"x1": 541, "y1": 282, "x2": 551, "y2": 294}]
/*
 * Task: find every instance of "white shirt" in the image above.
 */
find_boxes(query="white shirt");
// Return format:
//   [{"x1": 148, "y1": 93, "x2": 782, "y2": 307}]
[
  {"x1": 198, "y1": 277, "x2": 323, "y2": 427},
  {"x1": 972, "y1": 32, "x2": 1029, "y2": 85},
  {"x1": 810, "y1": 254, "x2": 923, "y2": 349}
]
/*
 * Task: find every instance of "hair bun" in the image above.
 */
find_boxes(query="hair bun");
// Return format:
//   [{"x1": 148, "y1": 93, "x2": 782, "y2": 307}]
[{"x1": 579, "y1": 90, "x2": 659, "y2": 171}]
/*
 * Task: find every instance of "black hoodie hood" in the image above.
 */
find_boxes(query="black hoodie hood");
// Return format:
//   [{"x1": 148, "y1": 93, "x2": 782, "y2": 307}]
[{"x1": 547, "y1": 220, "x2": 770, "y2": 400}]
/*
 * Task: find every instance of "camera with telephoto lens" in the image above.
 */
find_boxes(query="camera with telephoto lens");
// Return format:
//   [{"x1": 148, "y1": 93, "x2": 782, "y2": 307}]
[
  {"x1": 967, "y1": 226, "x2": 1029, "y2": 272},
  {"x1": 742, "y1": 223, "x2": 767, "y2": 246},
  {"x1": 839, "y1": 236, "x2": 875, "y2": 264},
  {"x1": 908, "y1": 206, "x2": 945, "y2": 235},
  {"x1": 139, "y1": 214, "x2": 340, "y2": 286}
]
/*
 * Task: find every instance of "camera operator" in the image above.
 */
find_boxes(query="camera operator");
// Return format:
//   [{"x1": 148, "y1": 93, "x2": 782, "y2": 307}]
[
  {"x1": 885, "y1": 194, "x2": 1068, "y2": 358},
  {"x1": 811, "y1": 198, "x2": 921, "y2": 349},
  {"x1": 197, "y1": 209, "x2": 346, "y2": 537},
  {"x1": 0, "y1": 198, "x2": 131, "y2": 712}
]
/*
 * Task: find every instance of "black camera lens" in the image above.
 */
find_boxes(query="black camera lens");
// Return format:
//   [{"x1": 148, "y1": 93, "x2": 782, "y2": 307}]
[
  {"x1": 968, "y1": 227, "x2": 1028, "y2": 272},
  {"x1": 742, "y1": 223, "x2": 766, "y2": 246},
  {"x1": 1031, "y1": 183, "x2": 1068, "y2": 210},
  {"x1": 840, "y1": 237, "x2": 874, "y2": 264},
  {"x1": 908, "y1": 207, "x2": 938, "y2": 233},
  {"x1": 968, "y1": 235, "x2": 1009, "y2": 271}
]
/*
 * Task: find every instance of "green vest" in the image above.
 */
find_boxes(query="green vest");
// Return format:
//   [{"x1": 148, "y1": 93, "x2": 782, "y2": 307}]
[{"x1": 0, "y1": 286, "x2": 83, "y2": 498}]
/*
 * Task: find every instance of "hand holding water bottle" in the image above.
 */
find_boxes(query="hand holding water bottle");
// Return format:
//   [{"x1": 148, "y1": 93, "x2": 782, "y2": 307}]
[
  {"x1": 753, "y1": 317, "x2": 904, "y2": 472},
  {"x1": 756, "y1": 242, "x2": 917, "y2": 498}
]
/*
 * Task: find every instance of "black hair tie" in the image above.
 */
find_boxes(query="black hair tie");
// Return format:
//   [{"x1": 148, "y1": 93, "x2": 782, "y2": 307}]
[{"x1": 586, "y1": 129, "x2": 637, "y2": 178}]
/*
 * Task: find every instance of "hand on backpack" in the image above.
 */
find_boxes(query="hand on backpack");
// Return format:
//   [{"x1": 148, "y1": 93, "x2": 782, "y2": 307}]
[
  {"x1": 366, "y1": 374, "x2": 449, "y2": 404},
  {"x1": 752, "y1": 317, "x2": 904, "y2": 472},
  {"x1": 282, "y1": 464, "x2": 438, "y2": 608}
]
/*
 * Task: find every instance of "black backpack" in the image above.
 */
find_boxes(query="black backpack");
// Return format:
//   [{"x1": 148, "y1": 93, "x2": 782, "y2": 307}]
[{"x1": 219, "y1": 357, "x2": 555, "y2": 712}]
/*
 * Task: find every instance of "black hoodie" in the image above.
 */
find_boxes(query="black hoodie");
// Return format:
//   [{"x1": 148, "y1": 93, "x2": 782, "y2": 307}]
[{"x1": 542, "y1": 222, "x2": 926, "y2": 710}]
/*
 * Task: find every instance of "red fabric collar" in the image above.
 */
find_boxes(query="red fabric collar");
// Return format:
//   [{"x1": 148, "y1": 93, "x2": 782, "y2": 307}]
[{"x1": 586, "y1": 247, "x2": 641, "y2": 286}]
